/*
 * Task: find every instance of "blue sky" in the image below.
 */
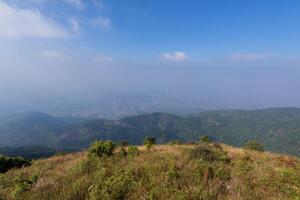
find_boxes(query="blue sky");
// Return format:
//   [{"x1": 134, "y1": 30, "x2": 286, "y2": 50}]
[
  {"x1": 1, "y1": 0, "x2": 300, "y2": 111},
  {"x1": 2, "y1": 0, "x2": 300, "y2": 61}
]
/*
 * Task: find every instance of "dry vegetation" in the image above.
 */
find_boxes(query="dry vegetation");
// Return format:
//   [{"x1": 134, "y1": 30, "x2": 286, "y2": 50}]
[{"x1": 0, "y1": 143, "x2": 299, "y2": 200}]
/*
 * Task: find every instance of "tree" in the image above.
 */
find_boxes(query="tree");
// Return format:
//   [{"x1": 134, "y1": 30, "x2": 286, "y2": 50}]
[{"x1": 144, "y1": 137, "x2": 156, "y2": 149}]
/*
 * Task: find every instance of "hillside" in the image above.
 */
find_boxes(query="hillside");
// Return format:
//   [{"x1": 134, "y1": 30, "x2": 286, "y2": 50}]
[
  {"x1": 0, "y1": 112, "x2": 83, "y2": 148},
  {"x1": 0, "y1": 144, "x2": 299, "y2": 200},
  {"x1": 1, "y1": 108, "x2": 300, "y2": 156},
  {"x1": 55, "y1": 108, "x2": 300, "y2": 155}
]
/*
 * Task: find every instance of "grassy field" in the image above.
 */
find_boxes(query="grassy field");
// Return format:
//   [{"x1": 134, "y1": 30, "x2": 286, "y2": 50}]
[{"x1": 0, "y1": 143, "x2": 299, "y2": 200}]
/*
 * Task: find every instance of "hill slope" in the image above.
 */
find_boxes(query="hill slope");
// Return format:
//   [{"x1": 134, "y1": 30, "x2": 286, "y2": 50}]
[
  {"x1": 0, "y1": 112, "x2": 65, "y2": 147},
  {"x1": 0, "y1": 144, "x2": 299, "y2": 200}
]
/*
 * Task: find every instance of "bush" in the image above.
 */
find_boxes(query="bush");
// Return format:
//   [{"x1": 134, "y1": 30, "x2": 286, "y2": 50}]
[
  {"x1": 88, "y1": 140, "x2": 116, "y2": 158},
  {"x1": 243, "y1": 140, "x2": 264, "y2": 152},
  {"x1": 200, "y1": 135, "x2": 212, "y2": 144},
  {"x1": 12, "y1": 174, "x2": 38, "y2": 198},
  {"x1": 127, "y1": 146, "x2": 139, "y2": 157},
  {"x1": 144, "y1": 137, "x2": 156, "y2": 149},
  {"x1": 190, "y1": 144, "x2": 230, "y2": 163},
  {"x1": 0, "y1": 156, "x2": 31, "y2": 173}
]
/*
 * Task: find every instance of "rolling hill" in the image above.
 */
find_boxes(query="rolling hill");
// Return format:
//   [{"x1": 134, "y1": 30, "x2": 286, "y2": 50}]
[{"x1": 1, "y1": 108, "x2": 300, "y2": 156}]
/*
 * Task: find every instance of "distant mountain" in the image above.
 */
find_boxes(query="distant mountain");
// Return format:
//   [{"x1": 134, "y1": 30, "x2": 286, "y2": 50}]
[
  {"x1": 0, "y1": 112, "x2": 82, "y2": 147},
  {"x1": 1, "y1": 108, "x2": 300, "y2": 156},
  {"x1": 0, "y1": 146, "x2": 58, "y2": 159}
]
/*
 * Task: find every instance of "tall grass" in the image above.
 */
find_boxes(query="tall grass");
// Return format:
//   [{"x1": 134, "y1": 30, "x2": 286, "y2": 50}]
[{"x1": 0, "y1": 144, "x2": 299, "y2": 200}]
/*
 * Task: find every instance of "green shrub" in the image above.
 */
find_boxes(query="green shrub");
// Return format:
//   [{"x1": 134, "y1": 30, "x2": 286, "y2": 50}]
[
  {"x1": 12, "y1": 181, "x2": 31, "y2": 198},
  {"x1": 0, "y1": 156, "x2": 31, "y2": 173},
  {"x1": 12, "y1": 174, "x2": 38, "y2": 198},
  {"x1": 144, "y1": 137, "x2": 156, "y2": 149},
  {"x1": 190, "y1": 144, "x2": 230, "y2": 163},
  {"x1": 216, "y1": 168, "x2": 231, "y2": 181},
  {"x1": 127, "y1": 146, "x2": 139, "y2": 157},
  {"x1": 190, "y1": 144, "x2": 217, "y2": 162},
  {"x1": 88, "y1": 140, "x2": 116, "y2": 158},
  {"x1": 243, "y1": 140, "x2": 265, "y2": 152},
  {"x1": 200, "y1": 135, "x2": 212, "y2": 144}
]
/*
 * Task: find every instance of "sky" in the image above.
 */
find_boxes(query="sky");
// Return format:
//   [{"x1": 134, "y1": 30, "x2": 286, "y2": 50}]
[{"x1": 1, "y1": 0, "x2": 300, "y2": 115}]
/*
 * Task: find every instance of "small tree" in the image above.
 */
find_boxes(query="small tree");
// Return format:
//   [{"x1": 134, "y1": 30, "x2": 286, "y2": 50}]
[
  {"x1": 243, "y1": 140, "x2": 264, "y2": 152},
  {"x1": 88, "y1": 140, "x2": 116, "y2": 158},
  {"x1": 144, "y1": 137, "x2": 156, "y2": 149}
]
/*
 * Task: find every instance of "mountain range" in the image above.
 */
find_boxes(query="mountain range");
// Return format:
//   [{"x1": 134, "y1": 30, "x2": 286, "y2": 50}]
[{"x1": 0, "y1": 108, "x2": 300, "y2": 156}]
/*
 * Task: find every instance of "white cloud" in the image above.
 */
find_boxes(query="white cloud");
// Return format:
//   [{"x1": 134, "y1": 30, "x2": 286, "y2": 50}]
[
  {"x1": 41, "y1": 50, "x2": 65, "y2": 60},
  {"x1": 94, "y1": 55, "x2": 112, "y2": 63},
  {"x1": 91, "y1": 16, "x2": 111, "y2": 29},
  {"x1": 162, "y1": 52, "x2": 188, "y2": 62},
  {"x1": 228, "y1": 52, "x2": 273, "y2": 62},
  {"x1": 69, "y1": 18, "x2": 80, "y2": 34},
  {"x1": 9, "y1": 0, "x2": 85, "y2": 9},
  {"x1": 91, "y1": 0, "x2": 105, "y2": 10},
  {"x1": 62, "y1": 0, "x2": 84, "y2": 10},
  {"x1": 0, "y1": 1, "x2": 69, "y2": 38}
]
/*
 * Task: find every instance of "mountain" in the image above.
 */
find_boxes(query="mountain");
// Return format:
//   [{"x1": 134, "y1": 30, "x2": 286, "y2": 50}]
[
  {"x1": 54, "y1": 108, "x2": 300, "y2": 155},
  {"x1": 0, "y1": 112, "x2": 64, "y2": 147},
  {"x1": 1, "y1": 108, "x2": 300, "y2": 156},
  {"x1": 0, "y1": 112, "x2": 82, "y2": 148},
  {"x1": 0, "y1": 144, "x2": 299, "y2": 199}
]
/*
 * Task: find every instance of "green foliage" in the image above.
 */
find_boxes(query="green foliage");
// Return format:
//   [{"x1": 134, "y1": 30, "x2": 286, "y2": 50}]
[
  {"x1": 3, "y1": 108, "x2": 300, "y2": 156},
  {"x1": 0, "y1": 155, "x2": 31, "y2": 173},
  {"x1": 87, "y1": 140, "x2": 116, "y2": 158},
  {"x1": 12, "y1": 174, "x2": 38, "y2": 198},
  {"x1": 243, "y1": 140, "x2": 265, "y2": 152},
  {"x1": 200, "y1": 135, "x2": 212, "y2": 144},
  {"x1": 216, "y1": 168, "x2": 231, "y2": 181},
  {"x1": 144, "y1": 137, "x2": 156, "y2": 149},
  {"x1": 127, "y1": 146, "x2": 139, "y2": 157},
  {"x1": 190, "y1": 143, "x2": 230, "y2": 163}
]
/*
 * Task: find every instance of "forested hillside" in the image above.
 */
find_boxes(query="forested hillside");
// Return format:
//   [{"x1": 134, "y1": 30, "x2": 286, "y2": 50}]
[{"x1": 1, "y1": 108, "x2": 300, "y2": 156}]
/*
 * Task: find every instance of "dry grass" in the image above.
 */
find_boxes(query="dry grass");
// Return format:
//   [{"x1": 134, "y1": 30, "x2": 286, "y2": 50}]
[{"x1": 0, "y1": 144, "x2": 299, "y2": 200}]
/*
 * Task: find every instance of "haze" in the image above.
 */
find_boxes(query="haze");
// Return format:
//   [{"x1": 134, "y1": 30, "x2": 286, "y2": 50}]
[{"x1": 1, "y1": 0, "x2": 300, "y2": 118}]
